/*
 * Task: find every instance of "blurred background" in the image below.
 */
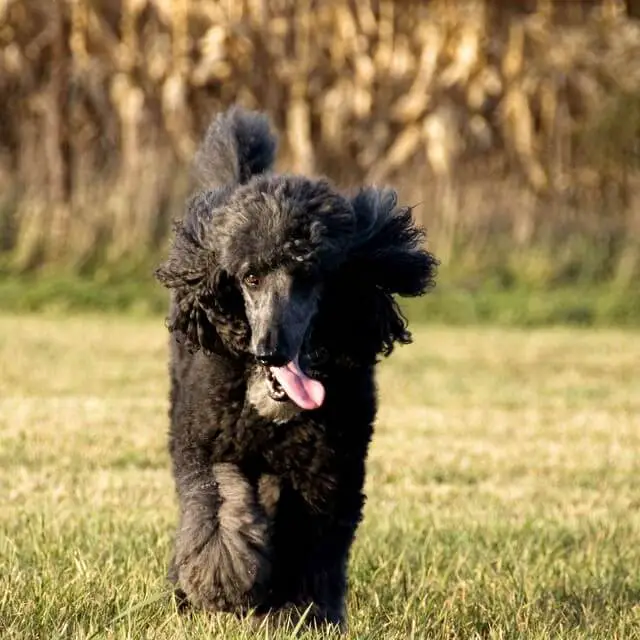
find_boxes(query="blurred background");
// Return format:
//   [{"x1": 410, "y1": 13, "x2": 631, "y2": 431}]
[
  {"x1": 2, "y1": 6, "x2": 640, "y2": 636},
  {"x1": 1, "y1": 0, "x2": 639, "y2": 324}
]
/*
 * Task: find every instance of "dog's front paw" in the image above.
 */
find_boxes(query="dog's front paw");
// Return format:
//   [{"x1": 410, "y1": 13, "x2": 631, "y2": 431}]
[{"x1": 174, "y1": 463, "x2": 271, "y2": 612}]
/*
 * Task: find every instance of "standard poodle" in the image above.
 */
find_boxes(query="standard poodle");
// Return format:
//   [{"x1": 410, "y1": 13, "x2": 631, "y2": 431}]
[{"x1": 154, "y1": 106, "x2": 437, "y2": 629}]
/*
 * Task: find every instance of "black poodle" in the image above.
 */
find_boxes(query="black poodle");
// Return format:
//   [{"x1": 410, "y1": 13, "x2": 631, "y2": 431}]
[{"x1": 154, "y1": 106, "x2": 437, "y2": 629}]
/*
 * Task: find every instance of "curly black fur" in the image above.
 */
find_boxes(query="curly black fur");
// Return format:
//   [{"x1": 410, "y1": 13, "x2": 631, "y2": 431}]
[{"x1": 155, "y1": 106, "x2": 438, "y2": 630}]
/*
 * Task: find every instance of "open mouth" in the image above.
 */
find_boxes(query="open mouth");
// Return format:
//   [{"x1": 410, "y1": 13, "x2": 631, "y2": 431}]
[
  {"x1": 266, "y1": 368, "x2": 288, "y2": 402},
  {"x1": 262, "y1": 357, "x2": 325, "y2": 410}
]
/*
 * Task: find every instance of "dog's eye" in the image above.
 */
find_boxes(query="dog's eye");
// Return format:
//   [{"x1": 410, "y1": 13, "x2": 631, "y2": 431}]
[{"x1": 243, "y1": 273, "x2": 260, "y2": 288}]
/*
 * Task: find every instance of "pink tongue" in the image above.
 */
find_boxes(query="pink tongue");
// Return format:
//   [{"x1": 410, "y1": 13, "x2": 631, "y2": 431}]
[{"x1": 270, "y1": 359, "x2": 325, "y2": 410}]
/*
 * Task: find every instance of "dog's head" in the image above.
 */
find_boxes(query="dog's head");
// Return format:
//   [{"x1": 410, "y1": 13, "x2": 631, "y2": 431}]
[{"x1": 155, "y1": 107, "x2": 437, "y2": 411}]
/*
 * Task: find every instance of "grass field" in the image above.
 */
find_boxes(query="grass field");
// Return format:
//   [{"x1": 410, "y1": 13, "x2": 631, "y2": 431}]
[{"x1": 1, "y1": 314, "x2": 639, "y2": 639}]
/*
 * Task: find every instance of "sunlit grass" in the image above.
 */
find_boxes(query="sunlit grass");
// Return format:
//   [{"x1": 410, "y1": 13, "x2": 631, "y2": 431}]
[{"x1": 1, "y1": 315, "x2": 639, "y2": 639}]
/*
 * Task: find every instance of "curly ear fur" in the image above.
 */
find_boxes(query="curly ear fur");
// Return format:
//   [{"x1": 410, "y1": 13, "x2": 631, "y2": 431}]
[
  {"x1": 155, "y1": 199, "x2": 249, "y2": 355},
  {"x1": 348, "y1": 188, "x2": 436, "y2": 297},
  {"x1": 156, "y1": 107, "x2": 278, "y2": 354},
  {"x1": 315, "y1": 187, "x2": 438, "y2": 365}
]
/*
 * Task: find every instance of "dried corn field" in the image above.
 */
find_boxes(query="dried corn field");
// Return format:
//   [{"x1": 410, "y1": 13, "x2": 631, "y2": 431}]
[{"x1": 1, "y1": 0, "x2": 640, "y2": 284}]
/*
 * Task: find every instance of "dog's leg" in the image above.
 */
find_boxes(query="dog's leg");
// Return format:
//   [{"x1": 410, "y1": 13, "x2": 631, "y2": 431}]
[
  {"x1": 169, "y1": 461, "x2": 271, "y2": 613},
  {"x1": 259, "y1": 486, "x2": 363, "y2": 632},
  {"x1": 254, "y1": 519, "x2": 355, "y2": 632},
  {"x1": 257, "y1": 473, "x2": 281, "y2": 519},
  {"x1": 293, "y1": 517, "x2": 356, "y2": 630}
]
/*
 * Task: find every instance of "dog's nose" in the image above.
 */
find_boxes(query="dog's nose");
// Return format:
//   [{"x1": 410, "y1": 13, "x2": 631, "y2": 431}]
[{"x1": 256, "y1": 350, "x2": 289, "y2": 368}]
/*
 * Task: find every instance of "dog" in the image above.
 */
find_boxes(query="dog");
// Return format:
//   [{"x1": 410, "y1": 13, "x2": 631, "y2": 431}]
[{"x1": 154, "y1": 106, "x2": 437, "y2": 629}]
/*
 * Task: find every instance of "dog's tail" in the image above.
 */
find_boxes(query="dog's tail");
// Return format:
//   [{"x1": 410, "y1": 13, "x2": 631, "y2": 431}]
[{"x1": 193, "y1": 106, "x2": 277, "y2": 190}]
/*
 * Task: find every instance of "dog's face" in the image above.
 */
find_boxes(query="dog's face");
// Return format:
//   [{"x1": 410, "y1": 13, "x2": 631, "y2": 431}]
[
  {"x1": 211, "y1": 175, "x2": 355, "y2": 410},
  {"x1": 239, "y1": 265, "x2": 321, "y2": 367},
  {"x1": 156, "y1": 107, "x2": 436, "y2": 418},
  {"x1": 239, "y1": 264, "x2": 324, "y2": 417}
]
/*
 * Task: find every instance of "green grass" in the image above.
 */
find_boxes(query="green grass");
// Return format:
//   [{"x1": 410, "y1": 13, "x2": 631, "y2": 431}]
[
  {"x1": 1, "y1": 315, "x2": 639, "y2": 639},
  {"x1": 2, "y1": 273, "x2": 640, "y2": 327}
]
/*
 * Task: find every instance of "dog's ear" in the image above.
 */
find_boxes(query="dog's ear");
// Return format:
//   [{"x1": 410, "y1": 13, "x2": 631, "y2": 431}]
[
  {"x1": 193, "y1": 106, "x2": 277, "y2": 189},
  {"x1": 317, "y1": 187, "x2": 438, "y2": 364},
  {"x1": 155, "y1": 195, "x2": 249, "y2": 355},
  {"x1": 348, "y1": 187, "x2": 436, "y2": 297},
  {"x1": 155, "y1": 106, "x2": 277, "y2": 354}
]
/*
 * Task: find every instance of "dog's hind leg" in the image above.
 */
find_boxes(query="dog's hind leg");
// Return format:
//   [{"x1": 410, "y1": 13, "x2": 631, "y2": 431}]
[{"x1": 169, "y1": 462, "x2": 272, "y2": 613}]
